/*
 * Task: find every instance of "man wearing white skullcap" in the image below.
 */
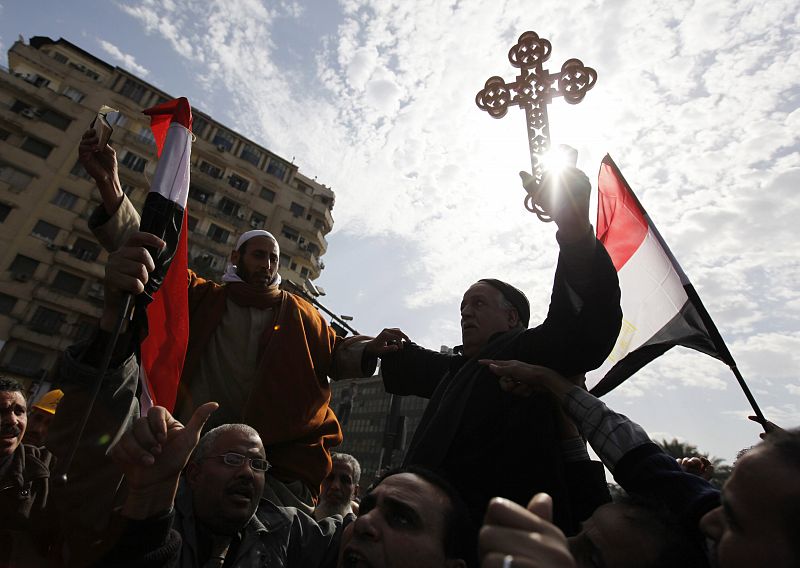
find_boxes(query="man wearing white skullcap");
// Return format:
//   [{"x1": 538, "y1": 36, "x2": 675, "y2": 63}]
[{"x1": 86, "y1": 182, "x2": 359, "y2": 514}]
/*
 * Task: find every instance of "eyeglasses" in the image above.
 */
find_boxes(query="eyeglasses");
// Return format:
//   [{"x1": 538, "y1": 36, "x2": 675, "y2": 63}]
[{"x1": 206, "y1": 452, "x2": 271, "y2": 472}]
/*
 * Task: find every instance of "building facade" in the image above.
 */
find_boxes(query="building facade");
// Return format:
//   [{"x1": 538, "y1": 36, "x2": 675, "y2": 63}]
[
  {"x1": 0, "y1": 36, "x2": 335, "y2": 390},
  {"x1": 330, "y1": 374, "x2": 429, "y2": 486}
]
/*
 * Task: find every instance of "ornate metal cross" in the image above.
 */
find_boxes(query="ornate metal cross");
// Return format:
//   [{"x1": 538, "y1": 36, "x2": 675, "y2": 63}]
[{"x1": 476, "y1": 31, "x2": 597, "y2": 220}]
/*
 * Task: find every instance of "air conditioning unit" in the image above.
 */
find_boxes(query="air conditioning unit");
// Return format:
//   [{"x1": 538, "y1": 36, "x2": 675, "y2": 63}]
[
  {"x1": 12, "y1": 273, "x2": 30, "y2": 283},
  {"x1": 216, "y1": 144, "x2": 227, "y2": 152},
  {"x1": 236, "y1": 212, "x2": 246, "y2": 220},
  {"x1": 45, "y1": 243, "x2": 59, "y2": 251},
  {"x1": 21, "y1": 108, "x2": 37, "y2": 119}
]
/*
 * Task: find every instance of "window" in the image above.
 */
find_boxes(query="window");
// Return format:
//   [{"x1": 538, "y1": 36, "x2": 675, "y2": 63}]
[
  {"x1": 0, "y1": 164, "x2": 34, "y2": 190},
  {"x1": 228, "y1": 174, "x2": 249, "y2": 192},
  {"x1": 260, "y1": 187, "x2": 276, "y2": 202},
  {"x1": 193, "y1": 115, "x2": 209, "y2": 138},
  {"x1": 109, "y1": 112, "x2": 128, "y2": 127},
  {"x1": 120, "y1": 151, "x2": 147, "y2": 172},
  {"x1": 266, "y1": 159, "x2": 288, "y2": 181},
  {"x1": 295, "y1": 181, "x2": 312, "y2": 194},
  {"x1": 240, "y1": 144, "x2": 262, "y2": 167},
  {"x1": 72, "y1": 318, "x2": 96, "y2": 341},
  {"x1": 279, "y1": 253, "x2": 291, "y2": 268},
  {"x1": 52, "y1": 270, "x2": 85, "y2": 295},
  {"x1": 314, "y1": 218, "x2": 324, "y2": 230},
  {"x1": 29, "y1": 306, "x2": 66, "y2": 335},
  {"x1": 0, "y1": 129, "x2": 8, "y2": 141},
  {"x1": 0, "y1": 293, "x2": 16, "y2": 314},
  {"x1": 289, "y1": 202, "x2": 305, "y2": 217},
  {"x1": 217, "y1": 197, "x2": 240, "y2": 217},
  {"x1": 281, "y1": 225, "x2": 300, "y2": 242},
  {"x1": 62, "y1": 86, "x2": 85, "y2": 103},
  {"x1": 72, "y1": 237, "x2": 100, "y2": 262},
  {"x1": 9, "y1": 255, "x2": 39, "y2": 280},
  {"x1": 121, "y1": 184, "x2": 136, "y2": 198},
  {"x1": 51, "y1": 189, "x2": 79, "y2": 210},
  {"x1": 212, "y1": 129, "x2": 235, "y2": 151},
  {"x1": 138, "y1": 126, "x2": 156, "y2": 146},
  {"x1": 198, "y1": 160, "x2": 224, "y2": 179},
  {"x1": 21, "y1": 137, "x2": 54, "y2": 159},
  {"x1": 31, "y1": 220, "x2": 59, "y2": 241},
  {"x1": 40, "y1": 109, "x2": 72, "y2": 130},
  {"x1": 53, "y1": 52, "x2": 69, "y2": 64},
  {"x1": 207, "y1": 224, "x2": 230, "y2": 244},
  {"x1": 290, "y1": 262, "x2": 297, "y2": 271},
  {"x1": 7, "y1": 347, "x2": 44, "y2": 375},
  {"x1": 300, "y1": 267, "x2": 310, "y2": 279},
  {"x1": 120, "y1": 78, "x2": 147, "y2": 103},
  {"x1": 70, "y1": 160, "x2": 92, "y2": 181},
  {"x1": 10, "y1": 99, "x2": 33, "y2": 114},
  {"x1": 0, "y1": 203, "x2": 11, "y2": 222},
  {"x1": 250, "y1": 212, "x2": 266, "y2": 229},
  {"x1": 187, "y1": 216, "x2": 199, "y2": 232},
  {"x1": 23, "y1": 74, "x2": 50, "y2": 88},
  {"x1": 189, "y1": 184, "x2": 212, "y2": 204}
]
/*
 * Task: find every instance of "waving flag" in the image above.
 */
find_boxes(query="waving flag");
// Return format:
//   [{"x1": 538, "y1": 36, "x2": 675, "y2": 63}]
[
  {"x1": 588, "y1": 155, "x2": 736, "y2": 397},
  {"x1": 135, "y1": 97, "x2": 192, "y2": 411}
]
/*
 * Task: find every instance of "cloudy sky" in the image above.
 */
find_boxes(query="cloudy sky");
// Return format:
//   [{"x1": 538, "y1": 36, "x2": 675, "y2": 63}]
[{"x1": 2, "y1": 0, "x2": 798, "y2": 463}]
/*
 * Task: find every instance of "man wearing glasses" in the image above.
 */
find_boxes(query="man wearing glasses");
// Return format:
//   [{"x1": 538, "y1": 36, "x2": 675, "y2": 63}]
[{"x1": 103, "y1": 404, "x2": 344, "y2": 567}]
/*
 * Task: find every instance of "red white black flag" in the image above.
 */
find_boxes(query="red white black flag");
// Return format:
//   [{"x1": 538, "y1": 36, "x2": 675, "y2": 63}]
[
  {"x1": 136, "y1": 97, "x2": 192, "y2": 411},
  {"x1": 588, "y1": 155, "x2": 736, "y2": 396}
]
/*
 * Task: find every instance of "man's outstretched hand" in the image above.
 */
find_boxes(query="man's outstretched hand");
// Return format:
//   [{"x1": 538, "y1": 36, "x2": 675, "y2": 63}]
[
  {"x1": 111, "y1": 402, "x2": 217, "y2": 519},
  {"x1": 364, "y1": 328, "x2": 411, "y2": 357}
]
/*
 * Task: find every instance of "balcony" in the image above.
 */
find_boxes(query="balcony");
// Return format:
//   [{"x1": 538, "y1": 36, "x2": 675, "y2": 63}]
[
  {"x1": 53, "y1": 250, "x2": 104, "y2": 279},
  {"x1": 33, "y1": 286, "x2": 102, "y2": 318}
]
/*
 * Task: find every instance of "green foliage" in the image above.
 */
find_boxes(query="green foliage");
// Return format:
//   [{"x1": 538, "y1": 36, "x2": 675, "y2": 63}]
[{"x1": 657, "y1": 438, "x2": 732, "y2": 488}]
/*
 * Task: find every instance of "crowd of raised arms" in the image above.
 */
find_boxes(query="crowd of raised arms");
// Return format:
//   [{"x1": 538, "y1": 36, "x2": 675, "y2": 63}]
[{"x1": 0, "y1": 125, "x2": 797, "y2": 568}]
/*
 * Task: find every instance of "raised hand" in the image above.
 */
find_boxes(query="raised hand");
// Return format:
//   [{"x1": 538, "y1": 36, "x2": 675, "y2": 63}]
[
  {"x1": 520, "y1": 164, "x2": 592, "y2": 241},
  {"x1": 480, "y1": 493, "x2": 576, "y2": 568},
  {"x1": 111, "y1": 402, "x2": 217, "y2": 519},
  {"x1": 77, "y1": 127, "x2": 123, "y2": 215}
]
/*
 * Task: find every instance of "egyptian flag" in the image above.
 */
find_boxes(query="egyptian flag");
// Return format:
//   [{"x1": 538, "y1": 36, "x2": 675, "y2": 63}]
[
  {"x1": 134, "y1": 97, "x2": 192, "y2": 412},
  {"x1": 588, "y1": 155, "x2": 736, "y2": 397}
]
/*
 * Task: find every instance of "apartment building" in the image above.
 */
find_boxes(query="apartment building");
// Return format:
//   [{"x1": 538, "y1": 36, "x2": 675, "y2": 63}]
[
  {"x1": 329, "y1": 374, "x2": 429, "y2": 485},
  {"x1": 0, "y1": 36, "x2": 335, "y2": 389}
]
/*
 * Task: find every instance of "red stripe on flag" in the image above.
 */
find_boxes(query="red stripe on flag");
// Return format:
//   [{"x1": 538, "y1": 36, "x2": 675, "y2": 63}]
[
  {"x1": 139, "y1": 208, "x2": 189, "y2": 410},
  {"x1": 596, "y1": 157, "x2": 648, "y2": 271},
  {"x1": 143, "y1": 97, "x2": 192, "y2": 158}
]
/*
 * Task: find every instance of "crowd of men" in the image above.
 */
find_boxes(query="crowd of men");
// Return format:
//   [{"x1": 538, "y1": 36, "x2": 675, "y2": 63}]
[{"x1": 0, "y1": 125, "x2": 797, "y2": 568}]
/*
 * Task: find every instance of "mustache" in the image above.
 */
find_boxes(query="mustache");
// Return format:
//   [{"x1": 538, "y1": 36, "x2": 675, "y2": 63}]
[
  {"x1": 0, "y1": 426, "x2": 21, "y2": 437},
  {"x1": 227, "y1": 479, "x2": 257, "y2": 498}
]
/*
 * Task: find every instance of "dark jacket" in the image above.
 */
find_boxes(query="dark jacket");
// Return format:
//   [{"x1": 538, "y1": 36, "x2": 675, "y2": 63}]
[
  {"x1": 102, "y1": 483, "x2": 345, "y2": 568},
  {"x1": 380, "y1": 235, "x2": 622, "y2": 532},
  {"x1": 0, "y1": 443, "x2": 54, "y2": 567}
]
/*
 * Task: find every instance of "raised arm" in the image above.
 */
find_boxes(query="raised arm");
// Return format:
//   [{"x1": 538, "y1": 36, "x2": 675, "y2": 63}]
[
  {"x1": 518, "y1": 166, "x2": 622, "y2": 375},
  {"x1": 78, "y1": 126, "x2": 142, "y2": 251}
]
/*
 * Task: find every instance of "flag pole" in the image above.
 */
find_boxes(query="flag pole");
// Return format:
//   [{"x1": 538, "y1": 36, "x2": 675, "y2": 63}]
[
  {"x1": 728, "y1": 365, "x2": 768, "y2": 432},
  {"x1": 55, "y1": 294, "x2": 132, "y2": 485}
]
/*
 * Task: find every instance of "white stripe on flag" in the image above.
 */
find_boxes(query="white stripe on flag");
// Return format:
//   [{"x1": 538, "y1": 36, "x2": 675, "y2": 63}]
[
  {"x1": 149, "y1": 122, "x2": 191, "y2": 206},
  {"x1": 591, "y1": 228, "x2": 688, "y2": 378}
]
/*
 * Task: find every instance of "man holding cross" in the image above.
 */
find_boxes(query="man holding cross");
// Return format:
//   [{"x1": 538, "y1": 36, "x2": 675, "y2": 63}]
[{"x1": 357, "y1": 164, "x2": 622, "y2": 532}]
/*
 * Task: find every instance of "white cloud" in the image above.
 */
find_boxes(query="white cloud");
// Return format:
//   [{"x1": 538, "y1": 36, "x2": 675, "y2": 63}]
[
  {"x1": 97, "y1": 39, "x2": 150, "y2": 76},
  {"x1": 112, "y1": 0, "x2": 800, "y2": 413}
]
